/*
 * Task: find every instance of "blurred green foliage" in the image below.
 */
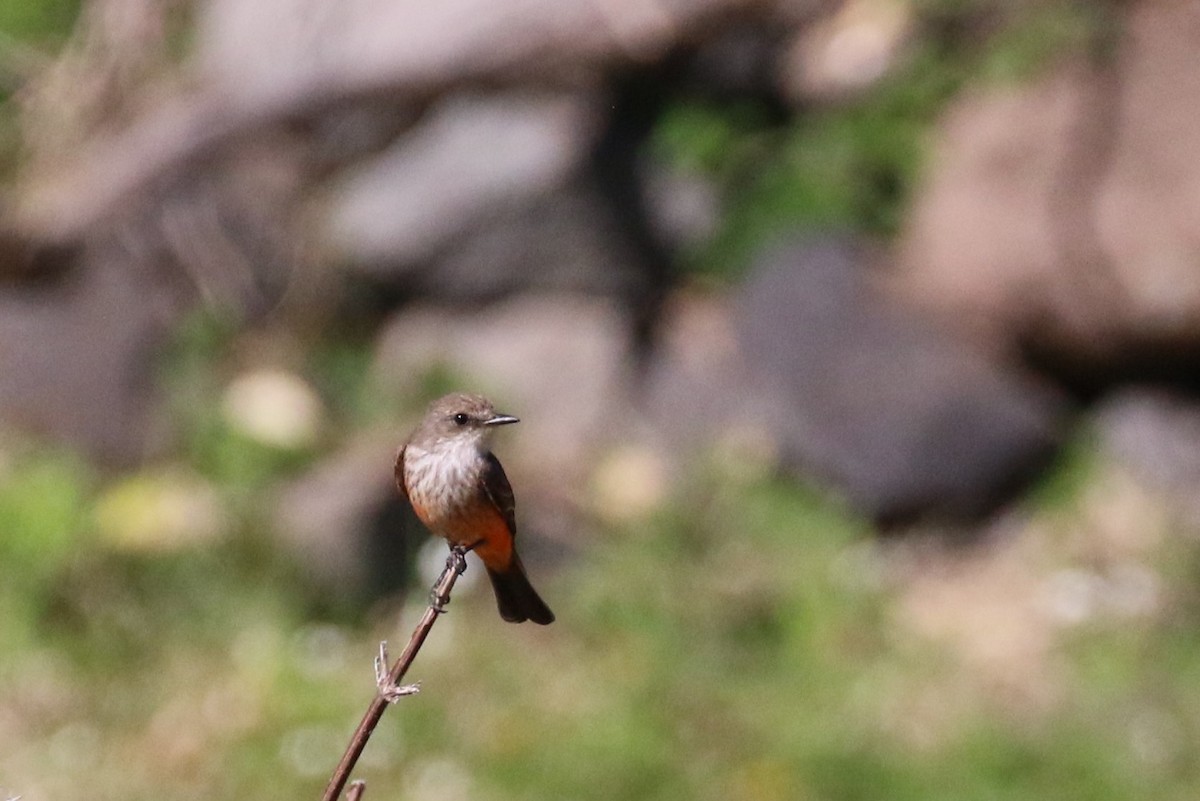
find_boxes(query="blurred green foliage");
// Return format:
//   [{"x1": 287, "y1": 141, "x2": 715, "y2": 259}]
[
  {"x1": 161, "y1": 312, "x2": 318, "y2": 494},
  {"x1": 0, "y1": 446, "x2": 91, "y2": 652},
  {"x1": 655, "y1": 52, "x2": 949, "y2": 278},
  {"x1": 0, "y1": 0, "x2": 79, "y2": 176},
  {"x1": 0, "y1": 0, "x2": 78, "y2": 43},
  {"x1": 655, "y1": 0, "x2": 1104, "y2": 281},
  {"x1": 3, "y1": 436, "x2": 1200, "y2": 799}
]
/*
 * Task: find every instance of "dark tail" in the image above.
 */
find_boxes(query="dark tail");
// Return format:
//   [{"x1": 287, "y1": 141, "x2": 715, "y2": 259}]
[{"x1": 486, "y1": 555, "x2": 554, "y2": 625}]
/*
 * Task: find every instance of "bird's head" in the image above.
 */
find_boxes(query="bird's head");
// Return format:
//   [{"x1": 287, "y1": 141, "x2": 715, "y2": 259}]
[{"x1": 412, "y1": 392, "x2": 519, "y2": 451}]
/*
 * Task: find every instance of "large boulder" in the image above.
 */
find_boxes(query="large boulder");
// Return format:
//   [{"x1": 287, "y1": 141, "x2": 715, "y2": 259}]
[
  {"x1": 896, "y1": 1, "x2": 1200, "y2": 390},
  {"x1": 735, "y1": 237, "x2": 1066, "y2": 524}
]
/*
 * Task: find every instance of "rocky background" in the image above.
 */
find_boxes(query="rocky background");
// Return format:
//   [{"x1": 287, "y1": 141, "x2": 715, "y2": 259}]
[{"x1": 4, "y1": 1, "x2": 1200, "y2": 799}]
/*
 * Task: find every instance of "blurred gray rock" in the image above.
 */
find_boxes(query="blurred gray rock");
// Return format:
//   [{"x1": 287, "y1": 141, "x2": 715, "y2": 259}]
[
  {"x1": 327, "y1": 92, "x2": 595, "y2": 269},
  {"x1": 383, "y1": 181, "x2": 671, "y2": 302},
  {"x1": 896, "y1": 2, "x2": 1200, "y2": 386},
  {"x1": 640, "y1": 160, "x2": 721, "y2": 254},
  {"x1": 273, "y1": 435, "x2": 419, "y2": 600},
  {"x1": 0, "y1": 144, "x2": 304, "y2": 462},
  {"x1": 734, "y1": 237, "x2": 1067, "y2": 524},
  {"x1": 0, "y1": 251, "x2": 165, "y2": 463},
  {"x1": 638, "y1": 289, "x2": 773, "y2": 456},
  {"x1": 1097, "y1": 389, "x2": 1200, "y2": 503},
  {"x1": 326, "y1": 89, "x2": 718, "y2": 326}
]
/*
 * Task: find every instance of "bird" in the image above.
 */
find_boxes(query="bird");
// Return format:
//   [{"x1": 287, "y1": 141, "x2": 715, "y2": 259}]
[{"x1": 395, "y1": 392, "x2": 554, "y2": 625}]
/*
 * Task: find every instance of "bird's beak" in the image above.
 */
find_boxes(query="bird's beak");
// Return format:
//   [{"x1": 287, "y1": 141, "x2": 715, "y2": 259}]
[{"x1": 484, "y1": 413, "x2": 520, "y2": 427}]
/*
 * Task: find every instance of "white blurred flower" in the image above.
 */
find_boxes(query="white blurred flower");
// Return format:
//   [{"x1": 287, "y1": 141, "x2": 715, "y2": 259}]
[
  {"x1": 222, "y1": 368, "x2": 323, "y2": 449},
  {"x1": 787, "y1": 0, "x2": 912, "y2": 99},
  {"x1": 589, "y1": 445, "x2": 668, "y2": 524},
  {"x1": 1039, "y1": 568, "x2": 1101, "y2": 626}
]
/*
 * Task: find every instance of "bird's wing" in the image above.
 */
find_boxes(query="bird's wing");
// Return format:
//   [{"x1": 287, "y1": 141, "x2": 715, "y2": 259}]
[
  {"x1": 394, "y1": 444, "x2": 409, "y2": 499},
  {"x1": 480, "y1": 451, "x2": 517, "y2": 535}
]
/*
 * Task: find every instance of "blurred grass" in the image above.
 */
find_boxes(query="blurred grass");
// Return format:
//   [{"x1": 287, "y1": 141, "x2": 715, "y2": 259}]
[
  {"x1": 0, "y1": 0, "x2": 78, "y2": 45},
  {"x1": 3, "y1": 425, "x2": 1200, "y2": 799}
]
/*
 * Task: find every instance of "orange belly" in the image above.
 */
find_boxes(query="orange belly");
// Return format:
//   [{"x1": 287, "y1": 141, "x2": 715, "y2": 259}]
[{"x1": 414, "y1": 496, "x2": 514, "y2": 572}]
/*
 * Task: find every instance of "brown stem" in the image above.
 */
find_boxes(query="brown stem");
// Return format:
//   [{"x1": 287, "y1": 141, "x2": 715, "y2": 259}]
[
  {"x1": 321, "y1": 547, "x2": 468, "y2": 801},
  {"x1": 345, "y1": 781, "x2": 366, "y2": 801}
]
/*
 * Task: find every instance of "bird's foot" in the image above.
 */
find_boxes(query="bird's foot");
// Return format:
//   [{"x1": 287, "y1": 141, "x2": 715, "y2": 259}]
[
  {"x1": 429, "y1": 586, "x2": 451, "y2": 614},
  {"x1": 447, "y1": 545, "x2": 469, "y2": 575},
  {"x1": 374, "y1": 641, "x2": 420, "y2": 703},
  {"x1": 430, "y1": 546, "x2": 469, "y2": 612}
]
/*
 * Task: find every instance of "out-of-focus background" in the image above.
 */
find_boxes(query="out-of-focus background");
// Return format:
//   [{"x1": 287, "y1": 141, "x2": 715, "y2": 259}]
[{"x1": 3, "y1": 0, "x2": 1200, "y2": 798}]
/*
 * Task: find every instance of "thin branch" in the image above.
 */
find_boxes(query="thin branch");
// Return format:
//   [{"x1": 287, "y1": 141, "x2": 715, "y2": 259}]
[
  {"x1": 345, "y1": 780, "x2": 366, "y2": 801},
  {"x1": 321, "y1": 547, "x2": 468, "y2": 801}
]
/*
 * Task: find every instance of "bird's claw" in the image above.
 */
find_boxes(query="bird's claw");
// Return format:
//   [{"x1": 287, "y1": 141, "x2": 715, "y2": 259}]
[
  {"x1": 430, "y1": 546, "x2": 469, "y2": 612},
  {"x1": 374, "y1": 641, "x2": 420, "y2": 703},
  {"x1": 429, "y1": 587, "x2": 451, "y2": 614},
  {"x1": 447, "y1": 545, "x2": 468, "y2": 574}
]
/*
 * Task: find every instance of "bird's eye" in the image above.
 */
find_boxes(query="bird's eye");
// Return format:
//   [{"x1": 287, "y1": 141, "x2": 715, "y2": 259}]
[{"x1": 452, "y1": 413, "x2": 470, "y2": 426}]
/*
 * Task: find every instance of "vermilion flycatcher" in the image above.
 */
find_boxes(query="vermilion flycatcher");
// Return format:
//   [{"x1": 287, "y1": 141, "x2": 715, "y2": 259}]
[{"x1": 395, "y1": 392, "x2": 555, "y2": 625}]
